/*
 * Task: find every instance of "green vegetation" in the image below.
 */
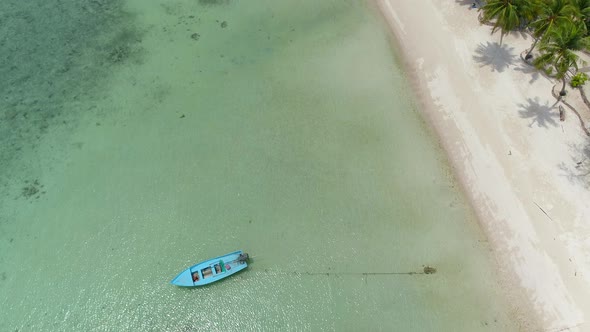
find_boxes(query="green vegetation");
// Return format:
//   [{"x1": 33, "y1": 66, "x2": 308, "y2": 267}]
[
  {"x1": 535, "y1": 22, "x2": 590, "y2": 95},
  {"x1": 481, "y1": 0, "x2": 590, "y2": 96},
  {"x1": 480, "y1": 0, "x2": 524, "y2": 45},
  {"x1": 571, "y1": 72, "x2": 589, "y2": 86},
  {"x1": 526, "y1": 0, "x2": 575, "y2": 58}
]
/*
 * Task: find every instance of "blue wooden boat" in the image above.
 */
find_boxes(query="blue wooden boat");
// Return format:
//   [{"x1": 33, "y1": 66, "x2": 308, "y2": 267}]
[{"x1": 170, "y1": 250, "x2": 249, "y2": 287}]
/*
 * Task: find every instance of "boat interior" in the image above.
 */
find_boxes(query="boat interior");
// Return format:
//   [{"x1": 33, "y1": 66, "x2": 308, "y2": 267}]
[
  {"x1": 201, "y1": 267, "x2": 213, "y2": 279},
  {"x1": 200, "y1": 262, "x2": 225, "y2": 280},
  {"x1": 191, "y1": 271, "x2": 200, "y2": 282}
]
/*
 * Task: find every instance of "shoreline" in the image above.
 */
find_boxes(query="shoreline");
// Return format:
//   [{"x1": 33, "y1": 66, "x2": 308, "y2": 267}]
[{"x1": 376, "y1": 0, "x2": 590, "y2": 330}]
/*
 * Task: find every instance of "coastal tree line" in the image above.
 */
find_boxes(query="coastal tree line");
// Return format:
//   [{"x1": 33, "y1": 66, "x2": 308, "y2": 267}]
[{"x1": 481, "y1": 0, "x2": 590, "y2": 96}]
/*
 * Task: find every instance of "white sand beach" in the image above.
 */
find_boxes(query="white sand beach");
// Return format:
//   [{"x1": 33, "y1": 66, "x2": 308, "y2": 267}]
[{"x1": 377, "y1": 0, "x2": 590, "y2": 330}]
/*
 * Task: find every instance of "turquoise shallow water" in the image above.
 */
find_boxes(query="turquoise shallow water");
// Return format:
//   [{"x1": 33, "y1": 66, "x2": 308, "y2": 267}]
[{"x1": 1, "y1": 0, "x2": 518, "y2": 330}]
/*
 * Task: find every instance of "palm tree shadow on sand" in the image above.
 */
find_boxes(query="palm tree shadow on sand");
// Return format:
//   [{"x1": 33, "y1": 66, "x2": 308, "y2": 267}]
[
  {"x1": 454, "y1": 0, "x2": 476, "y2": 7},
  {"x1": 557, "y1": 141, "x2": 590, "y2": 189},
  {"x1": 454, "y1": 0, "x2": 486, "y2": 9},
  {"x1": 473, "y1": 41, "x2": 516, "y2": 72},
  {"x1": 513, "y1": 61, "x2": 541, "y2": 84},
  {"x1": 517, "y1": 97, "x2": 559, "y2": 128}
]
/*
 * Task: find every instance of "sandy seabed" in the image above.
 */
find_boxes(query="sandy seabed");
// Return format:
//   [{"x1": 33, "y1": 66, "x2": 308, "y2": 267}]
[{"x1": 377, "y1": 0, "x2": 590, "y2": 330}]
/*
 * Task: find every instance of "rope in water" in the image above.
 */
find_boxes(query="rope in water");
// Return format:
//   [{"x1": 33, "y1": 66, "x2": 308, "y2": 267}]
[{"x1": 252, "y1": 267, "x2": 437, "y2": 276}]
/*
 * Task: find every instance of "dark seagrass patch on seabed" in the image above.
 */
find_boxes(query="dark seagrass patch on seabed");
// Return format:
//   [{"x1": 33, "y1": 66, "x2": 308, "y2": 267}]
[
  {"x1": 104, "y1": 29, "x2": 145, "y2": 65},
  {"x1": 0, "y1": 0, "x2": 146, "y2": 185},
  {"x1": 423, "y1": 266, "x2": 437, "y2": 274},
  {"x1": 20, "y1": 179, "x2": 45, "y2": 200},
  {"x1": 198, "y1": 0, "x2": 230, "y2": 5}
]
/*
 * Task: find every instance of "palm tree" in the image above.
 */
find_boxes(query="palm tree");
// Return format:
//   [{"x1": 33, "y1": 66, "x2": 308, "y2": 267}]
[
  {"x1": 569, "y1": 0, "x2": 590, "y2": 32},
  {"x1": 526, "y1": 0, "x2": 576, "y2": 60},
  {"x1": 534, "y1": 21, "x2": 590, "y2": 96},
  {"x1": 481, "y1": 0, "x2": 532, "y2": 45}
]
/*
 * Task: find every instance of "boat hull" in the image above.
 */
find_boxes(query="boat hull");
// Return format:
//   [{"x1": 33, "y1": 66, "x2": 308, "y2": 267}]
[{"x1": 170, "y1": 250, "x2": 248, "y2": 287}]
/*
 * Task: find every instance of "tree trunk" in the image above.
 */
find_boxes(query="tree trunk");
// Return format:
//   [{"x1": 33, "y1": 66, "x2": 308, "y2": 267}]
[
  {"x1": 526, "y1": 29, "x2": 550, "y2": 61},
  {"x1": 560, "y1": 78, "x2": 567, "y2": 97},
  {"x1": 525, "y1": 37, "x2": 539, "y2": 60}
]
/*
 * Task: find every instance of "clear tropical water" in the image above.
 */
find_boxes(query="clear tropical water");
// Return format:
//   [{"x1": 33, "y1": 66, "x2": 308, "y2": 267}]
[{"x1": 0, "y1": 0, "x2": 518, "y2": 330}]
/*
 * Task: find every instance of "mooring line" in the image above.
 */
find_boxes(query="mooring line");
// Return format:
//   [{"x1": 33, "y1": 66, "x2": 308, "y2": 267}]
[
  {"x1": 253, "y1": 267, "x2": 437, "y2": 276},
  {"x1": 295, "y1": 272, "x2": 425, "y2": 276}
]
